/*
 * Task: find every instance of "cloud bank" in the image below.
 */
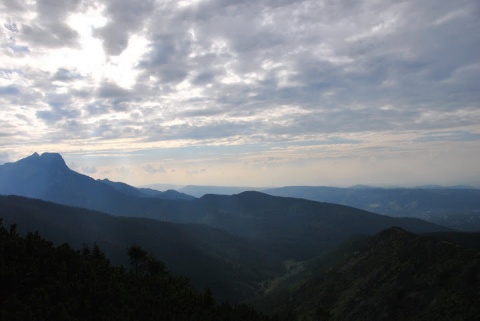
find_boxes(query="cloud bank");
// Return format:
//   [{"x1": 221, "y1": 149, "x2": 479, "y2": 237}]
[{"x1": 1, "y1": 0, "x2": 479, "y2": 186}]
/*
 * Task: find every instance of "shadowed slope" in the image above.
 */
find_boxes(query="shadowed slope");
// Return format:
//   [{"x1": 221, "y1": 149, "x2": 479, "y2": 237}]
[
  {"x1": 253, "y1": 227, "x2": 480, "y2": 320},
  {"x1": 0, "y1": 195, "x2": 282, "y2": 303}
]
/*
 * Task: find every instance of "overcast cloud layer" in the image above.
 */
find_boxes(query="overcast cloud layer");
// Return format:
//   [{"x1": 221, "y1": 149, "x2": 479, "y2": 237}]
[{"x1": 1, "y1": 0, "x2": 479, "y2": 187}]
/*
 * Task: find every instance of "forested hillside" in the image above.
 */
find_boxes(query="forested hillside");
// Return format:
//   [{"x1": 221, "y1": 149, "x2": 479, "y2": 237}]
[
  {"x1": 0, "y1": 195, "x2": 283, "y2": 303},
  {"x1": 0, "y1": 218, "x2": 276, "y2": 321},
  {"x1": 252, "y1": 228, "x2": 480, "y2": 321},
  {"x1": 1, "y1": 196, "x2": 479, "y2": 320}
]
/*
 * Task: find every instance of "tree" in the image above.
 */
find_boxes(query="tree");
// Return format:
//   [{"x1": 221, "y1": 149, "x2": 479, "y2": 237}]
[{"x1": 127, "y1": 245, "x2": 148, "y2": 273}]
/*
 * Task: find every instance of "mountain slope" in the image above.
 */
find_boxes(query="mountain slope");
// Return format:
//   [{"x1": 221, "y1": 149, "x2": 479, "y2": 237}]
[
  {"x1": 0, "y1": 152, "x2": 196, "y2": 213},
  {"x1": 192, "y1": 192, "x2": 449, "y2": 259},
  {"x1": 97, "y1": 178, "x2": 147, "y2": 197},
  {"x1": 99, "y1": 178, "x2": 196, "y2": 200},
  {"x1": 0, "y1": 152, "x2": 143, "y2": 214},
  {"x1": 253, "y1": 227, "x2": 480, "y2": 320},
  {"x1": 0, "y1": 219, "x2": 273, "y2": 321},
  {"x1": 0, "y1": 195, "x2": 282, "y2": 303}
]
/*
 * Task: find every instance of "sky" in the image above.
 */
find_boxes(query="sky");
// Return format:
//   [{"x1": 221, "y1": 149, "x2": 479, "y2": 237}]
[{"x1": 1, "y1": 0, "x2": 479, "y2": 188}]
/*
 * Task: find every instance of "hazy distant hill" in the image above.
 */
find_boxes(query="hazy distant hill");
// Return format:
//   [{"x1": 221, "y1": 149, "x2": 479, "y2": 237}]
[
  {"x1": 175, "y1": 184, "x2": 480, "y2": 231},
  {"x1": 253, "y1": 227, "x2": 480, "y2": 320},
  {"x1": 97, "y1": 178, "x2": 147, "y2": 197},
  {"x1": 99, "y1": 178, "x2": 195, "y2": 200},
  {"x1": 178, "y1": 185, "x2": 261, "y2": 197},
  {"x1": 0, "y1": 195, "x2": 282, "y2": 303},
  {"x1": 263, "y1": 186, "x2": 480, "y2": 231},
  {"x1": 191, "y1": 192, "x2": 449, "y2": 259}
]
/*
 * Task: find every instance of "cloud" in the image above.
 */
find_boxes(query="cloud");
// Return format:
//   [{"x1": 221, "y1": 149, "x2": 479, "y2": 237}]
[
  {"x1": 0, "y1": 151, "x2": 9, "y2": 164},
  {"x1": 97, "y1": 81, "x2": 132, "y2": 98},
  {"x1": 0, "y1": 85, "x2": 19, "y2": 95},
  {"x1": 0, "y1": 0, "x2": 25, "y2": 12},
  {"x1": 138, "y1": 34, "x2": 191, "y2": 84},
  {"x1": 81, "y1": 165, "x2": 97, "y2": 174},
  {"x1": 415, "y1": 131, "x2": 480, "y2": 143},
  {"x1": 186, "y1": 168, "x2": 207, "y2": 175},
  {"x1": 21, "y1": 23, "x2": 78, "y2": 48},
  {"x1": 19, "y1": 0, "x2": 81, "y2": 48},
  {"x1": 51, "y1": 68, "x2": 82, "y2": 82},
  {"x1": 95, "y1": 0, "x2": 155, "y2": 56},
  {"x1": 142, "y1": 164, "x2": 166, "y2": 174}
]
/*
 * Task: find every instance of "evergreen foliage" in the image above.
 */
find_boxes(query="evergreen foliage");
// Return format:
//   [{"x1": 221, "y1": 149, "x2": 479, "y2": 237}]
[{"x1": 0, "y1": 218, "x2": 276, "y2": 321}]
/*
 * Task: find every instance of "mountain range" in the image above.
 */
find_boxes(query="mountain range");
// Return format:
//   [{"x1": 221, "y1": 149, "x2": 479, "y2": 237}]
[
  {"x1": 162, "y1": 183, "x2": 480, "y2": 231},
  {"x1": 0, "y1": 153, "x2": 449, "y2": 258},
  {"x1": 262, "y1": 186, "x2": 480, "y2": 231},
  {"x1": 3, "y1": 152, "x2": 478, "y2": 231},
  {"x1": 1, "y1": 152, "x2": 479, "y2": 316}
]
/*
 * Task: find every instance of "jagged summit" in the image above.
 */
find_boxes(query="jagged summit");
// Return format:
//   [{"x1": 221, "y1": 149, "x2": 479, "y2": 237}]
[
  {"x1": 0, "y1": 152, "x2": 86, "y2": 202},
  {"x1": 19, "y1": 152, "x2": 67, "y2": 166},
  {"x1": 39, "y1": 152, "x2": 64, "y2": 160},
  {"x1": 4, "y1": 152, "x2": 68, "y2": 171},
  {"x1": 35, "y1": 152, "x2": 69, "y2": 170}
]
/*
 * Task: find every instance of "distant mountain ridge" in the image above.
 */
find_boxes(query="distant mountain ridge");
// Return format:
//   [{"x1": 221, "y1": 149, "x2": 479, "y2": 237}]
[
  {"x1": 262, "y1": 185, "x2": 480, "y2": 215},
  {"x1": 159, "y1": 184, "x2": 480, "y2": 231},
  {"x1": 0, "y1": 152, "x2": 449, "y2": 260},
  {"x1": 192, "y1": 191, "x2": 448, "y2": 259},
  {"x1": 99, "y1": 178, "x2": 195, "y2": 200},
  {"x1": 178, "y1": 185, "x2": 262, "y2": 197},
  {"x1": 262, "y1": 186, "x2": 480, "y2": 231},
  {"x1": 0, "y1": 152, "x2": 70, "y2": 197},
  {"x1": 0, "y1": 152, "x2": 196, "y2": 214}
]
